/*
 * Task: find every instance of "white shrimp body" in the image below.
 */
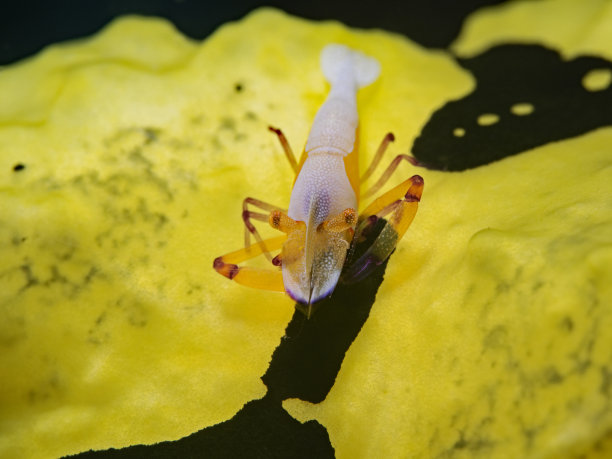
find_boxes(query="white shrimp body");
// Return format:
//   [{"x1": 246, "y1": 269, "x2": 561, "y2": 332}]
[{"x1": 283, "y1": 44, "x2": 380, "y2": 305}]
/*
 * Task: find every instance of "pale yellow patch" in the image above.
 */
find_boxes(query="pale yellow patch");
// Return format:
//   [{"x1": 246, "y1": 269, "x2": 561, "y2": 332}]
[
  {"x1": 510, "y1": 102, "x2": 534, "y2": 116},
  {"x1": 477, "y1": 113, "x2": 500, "y2": 126},
  {"x1": 452, "y1": 0, "x2": 612, "y2": 60},
  {"x1": 582, "y1": 68, "x2": 612, "y2": 92},
  {"x1": 453, "y1": 127, "x2": 466, "y2": 137}
]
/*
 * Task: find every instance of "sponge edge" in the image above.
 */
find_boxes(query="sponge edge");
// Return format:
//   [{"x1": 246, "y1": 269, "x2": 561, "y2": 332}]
[{"x1": 320, "y1": 43, "x2": 381, "y2": 88}]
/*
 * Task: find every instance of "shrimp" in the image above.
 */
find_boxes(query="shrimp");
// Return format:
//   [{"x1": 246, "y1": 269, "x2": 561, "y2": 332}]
[{"x1": 214, "y1": 44, "x2": 424, "y2": 315}]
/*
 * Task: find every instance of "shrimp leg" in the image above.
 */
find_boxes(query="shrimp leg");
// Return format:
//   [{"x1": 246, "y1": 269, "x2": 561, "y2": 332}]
[
  {"x1": 359, "y1": 132, "x2": 395, "y2": 184},
  {"x1": 242, "y1": 197, "x2": 286, "y2": 261},
  {"x1": 240, "y1": 123, "x2": 301, "y2": 261},
  {"x1": 269, "y1": 126, "x2": 300, "y2": 174},
  {"x1": 213, "y1": 235, "x2": 287, "y2": 291},
  {"x1": 344, "y1": 175, "x2": 424, "y2": 283},
  {"x1": 361, "y1": 152, "x2": 419, "y2": 200}
]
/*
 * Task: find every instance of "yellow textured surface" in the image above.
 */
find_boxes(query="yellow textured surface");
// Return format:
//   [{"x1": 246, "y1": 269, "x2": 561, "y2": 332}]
[
  {"x1": 0, "y1": 4, "x2": 611, "y2": 459},
  {"x1": 452, "y1": 0, "x2": 612, "y2": 60},
  {"x1": 285, "y1": 130, "x2": 612, "y2": 457}
]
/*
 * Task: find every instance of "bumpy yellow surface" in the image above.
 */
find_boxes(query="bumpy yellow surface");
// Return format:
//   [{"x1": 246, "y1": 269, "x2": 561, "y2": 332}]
[
  {"x1": 0, "y1": 3, "x2": 610, "y2": 459},
  {"x1": 453, "y1": 0, "x2": 612, "y2": 60}
]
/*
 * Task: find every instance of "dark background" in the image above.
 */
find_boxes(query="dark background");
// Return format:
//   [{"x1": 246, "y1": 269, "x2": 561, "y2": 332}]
[{"x1": 1, "y1": 0, "x2": 506, "y2": 65}]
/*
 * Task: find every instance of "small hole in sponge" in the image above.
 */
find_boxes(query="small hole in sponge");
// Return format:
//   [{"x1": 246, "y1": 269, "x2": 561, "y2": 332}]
[
  {"x1": 510, "y1": 103, "x2": 534, "y2": 116},
  {"x1": 477, "y1": 113, "x2": 499, "y2": 126},
  {"x1": 582, "y1": 68, "x2": 611, "y2": 92}
]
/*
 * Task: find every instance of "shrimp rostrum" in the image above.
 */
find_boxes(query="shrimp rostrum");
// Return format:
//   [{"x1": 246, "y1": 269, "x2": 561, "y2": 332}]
[{"x1": 214, "y1": 44, "x2": 424, "y2": 316}]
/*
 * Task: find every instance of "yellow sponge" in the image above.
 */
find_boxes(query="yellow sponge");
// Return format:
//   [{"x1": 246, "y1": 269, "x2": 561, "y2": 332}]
[{"x1": 0, "y1": 4, "x2": 610, "y2": 458}]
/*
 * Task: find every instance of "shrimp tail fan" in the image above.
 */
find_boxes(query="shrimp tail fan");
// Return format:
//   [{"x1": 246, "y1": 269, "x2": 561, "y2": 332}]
[{"x1": 321, "y1": 44, "x2": 380, "y2": 89}]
